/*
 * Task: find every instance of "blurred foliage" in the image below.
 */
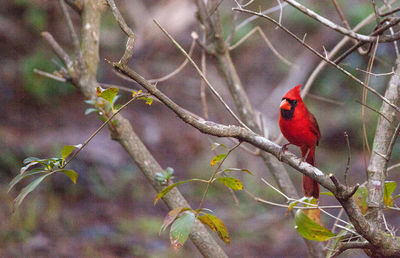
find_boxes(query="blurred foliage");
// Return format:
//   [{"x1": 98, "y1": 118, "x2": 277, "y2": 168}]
[{"x1": 21, "y1": 49, "x2": 74, "y2": 103}]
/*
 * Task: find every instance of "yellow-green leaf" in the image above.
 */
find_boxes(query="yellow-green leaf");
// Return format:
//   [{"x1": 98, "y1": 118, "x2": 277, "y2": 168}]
[
  {"x1": 384, "y1": 181, "x2": 397, "y2": 207},
  {"x1": 353, "y1": 185, "x2": 368, "y2": 214},
  {"x1": 210, "y1": 153, "x2": 227, "y2": 166},
  {"x1": 211, "y1": 142, "x2": 227, "y2": 151},
  {"x1": 170, "y1": 212, "x2": 195, "y2": 251},
  {"x1": 160, "y1": 207, "x2": 191, "y2": 234},
  {"x1": 8, "y1": 170, "x2": 47, "y2": 193},
  {"x1": 60, "y1": 169, "x2": 78, "y2": 184},
  {"x1": 100, "y1": 87, "x2": 119, "y2": 103},
  {"x1": 288, "y1": 196, "x2": 310, "y2": 212},
  {"x1": 14, "y1": 173, "x2": 51, "y2": 209},
  {"x1": 154, "y1": 180, "x2": 194, "y2": 205},
  {"x1": 198, "y1": 213, "x2": 230, "y2": 245},
  {"x1": 222, "y1": 168, "x2": 253, "y2": 176},
  {"x1": 294, "y1": 209, "x2": 335, "y2": 241},
  {"x1": 217, "y1": 177, "x2": 243, "y2": 190},
  {"x1": 61, "y1": 144, "x2": 82, "y2": 160}
]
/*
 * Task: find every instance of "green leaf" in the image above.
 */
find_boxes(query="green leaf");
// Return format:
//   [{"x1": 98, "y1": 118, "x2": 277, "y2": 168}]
[
  {"x1": 170, "y1": 212, "x2": 195, "y2": 251},
  {"x1": 14, "y1": 173, "x2": 51, "y2": 209},
  {"x1": 20, "y1": 161, "x2": 39, "y2": 174},
  {"x1": 295, "y1": 209, "x2": 335, "y2": 241},
  {"x1": 139, "y1": 96, "x2": 153, "y2": 105},
  {"x1": 222, "y1": 168, "x2": 253, "y2": 176},
  {"x1": 393, "y1": 194, "x2": 400, "y2": 200},
  {"x1": 60, "y1": 169, "x2": 78, "y2": 184},
  {"x1": 99, "y1": 87, "x2": 119, "y2": 104},
  {"x1": 61, "y1": 144, "x2": 82, "y2": 161},
  {"x1": 210, "y1": 153, "x2": 227, "y2": 166},
  {"x1": 198, "y1": 213, "x2": 230, "y2": 245},
  {"x1": 288, "y1": 196, "x2": 311, "y2": 212},
  {"x1": 211, "y1": 142, "x2": 227, "y2": 151},
  {"x1": 85, "y1": 108, "x2": 98, "y2": 115},
  {"x1": 384, "y1": 181, "x2": 397, "y2": 207},
  {"x1": 217, "y1": 177, "x2": 243, "y2": 190},
  {"x1": 23, "y1": 157, "x2": 41, "y2": 165},
  {"x1": 154, "y1": 180, "x2": 194, "y2": 205},
  {"x1": 8, "y1": 169, "x2": 47, "y2": 193},
  {"x1": 320, "y1": 192, "x2": 335, "y2": 197},
  {"x1": 325, "y1": 227, "x2": 348, "y2": 258},
  {"x1": 164, "y1": 167, "x2": 174, "y2": 176},
  {"x1": 353, "y1": 185, "x2": 368, "y2": 214},
  {"x1": 160, "y1": 207, "x2": 191, "y2": 234}
]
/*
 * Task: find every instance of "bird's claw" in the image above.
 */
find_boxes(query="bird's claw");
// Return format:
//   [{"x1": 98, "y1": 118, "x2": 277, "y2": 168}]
[
  {"x1": 298, "y1": 156, "x2": 306, "y2": 166},
  {"x1": 278, "y1": 143, "x2": 290, "y2": 161}
]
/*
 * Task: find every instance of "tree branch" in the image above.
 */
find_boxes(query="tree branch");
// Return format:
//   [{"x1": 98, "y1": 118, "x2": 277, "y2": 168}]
[{"x1": 283, "y1": 0, "x2": 400, "y2": 42}]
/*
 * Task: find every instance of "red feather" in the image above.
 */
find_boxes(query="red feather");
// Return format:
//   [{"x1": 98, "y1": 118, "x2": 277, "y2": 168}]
[{"x1": 279, "y1": 85, "x2": 320, "y2": 199}]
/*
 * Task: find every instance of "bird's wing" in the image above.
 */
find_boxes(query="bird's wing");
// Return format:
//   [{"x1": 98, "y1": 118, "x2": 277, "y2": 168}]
[{"x1": 307, "y1": 111, "x2": 321, "y2": 146}]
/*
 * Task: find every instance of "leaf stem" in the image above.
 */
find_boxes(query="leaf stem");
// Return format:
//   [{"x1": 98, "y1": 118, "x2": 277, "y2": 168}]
[
  {"x1": 196, "y1": 142, "x2": 242, "y2": 214},
  {"x1": 62, "y1": 95, "x2": 139, "y2": 168}
]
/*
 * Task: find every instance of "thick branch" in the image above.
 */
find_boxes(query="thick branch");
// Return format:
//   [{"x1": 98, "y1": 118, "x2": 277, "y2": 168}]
[{"x1": 367, "y1": 59, "x2": 400, "y2": 222}]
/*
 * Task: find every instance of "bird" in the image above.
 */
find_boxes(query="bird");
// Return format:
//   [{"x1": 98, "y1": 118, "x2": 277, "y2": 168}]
[{"x1": 278, "y1": 85, "x2": 321, "y2": 199}]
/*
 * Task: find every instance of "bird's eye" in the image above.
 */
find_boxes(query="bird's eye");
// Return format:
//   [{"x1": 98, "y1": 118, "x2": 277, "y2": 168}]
[{"x1": 292, "y1": 100, "x2": 297, "y2": 104}]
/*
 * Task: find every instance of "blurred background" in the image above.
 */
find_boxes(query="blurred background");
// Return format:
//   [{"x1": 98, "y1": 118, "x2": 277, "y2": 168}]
[{"x1": 1, "y1": 0, "x2": 400, "y2": 257}]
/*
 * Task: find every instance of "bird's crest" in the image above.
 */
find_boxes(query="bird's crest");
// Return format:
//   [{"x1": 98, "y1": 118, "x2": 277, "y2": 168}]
[{"x1": 283, "y1": 85, "x2": 302, "y2": 100}]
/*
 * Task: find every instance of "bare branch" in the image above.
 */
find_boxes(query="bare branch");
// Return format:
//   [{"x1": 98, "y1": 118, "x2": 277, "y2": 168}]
[
  {"x1": 355, "y1": 99, "x2": 392, "y2": 123},
  {"x1": 106, "y1": 0, "x2": 135, "y2": 65},
  {"x1": 59, "y1": 0, "x2": 80, "y2": 59},
  {"x1": 41, "y1": 32, "x2": 73, "y2": 70},
  {"x1": 153, "y1": 19, "x2": 252, "y2": 131},
  {"x1": 344, "y1": 132, "x2": 351, "y2": 186},
  {"x1": 229, "y1": 26, "x2": 293, "y2": 66},
  {"x1": 148, "y1": 38, "x2": 196, "y2": 83},
  {"x1": 233, "y1": 8, "x2": 400, "y2": 114},
  {"x1": 283, "y1": 0, "x2": 400, "y2": 42},
  {"x1": 34, "y1": 69, "x2": 67, "y2": 82}
]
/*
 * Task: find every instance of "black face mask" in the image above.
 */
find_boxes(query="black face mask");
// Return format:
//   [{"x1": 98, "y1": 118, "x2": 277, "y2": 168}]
[{"x1": 280, "y1": 98, "x2": 298, "y2": 120}]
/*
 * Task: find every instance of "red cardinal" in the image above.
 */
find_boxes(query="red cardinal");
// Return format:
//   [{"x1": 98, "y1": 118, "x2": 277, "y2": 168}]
[{"x1": 279, "y1": 85, "x2": 321, "y2": 199}]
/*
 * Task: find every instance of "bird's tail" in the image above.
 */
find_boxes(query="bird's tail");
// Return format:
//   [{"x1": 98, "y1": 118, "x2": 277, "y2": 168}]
[{"x1": 301, "y1": 147, "x2": 319, "y2": 199}]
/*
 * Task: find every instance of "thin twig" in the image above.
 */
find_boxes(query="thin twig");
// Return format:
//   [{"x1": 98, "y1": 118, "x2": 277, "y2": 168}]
[
  {"x1": 361, "y1": 37, "x2": 379, "y2": 158},
  {"x1": 229, "y1": 26, "x2": 293, "y2": 66},
  {"x1": 355, "y1": 99, "x2": 392, "y2": 123},
  {"x1": 303, "y1": 8, "x2": 381, "y2": 96},
  {"x1": 307, "y1": 93, "x2": 345, "y2": 106},
  {"x1": 344, "y1": 132, "x2": 351, "y2": 186},
  {"x1": 100, "y1": 83, "x2": 135, "y2": 93},
  {"x1": 197, "y1": 142, "x2": 242, "y2": 212},
  {"x1": 331, "y1": 208, "x2": 344, "y2": 233},
  {"x1": 199, "y1": 29, "x2": 209, "y2": 120},
  {"x1": 283, "y1": 0, "x2": 400, "y2": 42},
  {"x1": 34, "y1": 69, "x2": 67, "y2": 82},
  {"x1": 386, "y1": 122, "x2": 400, "y2": 161},
  {"x1": 59, "y1": 0, "x2": 81, "y2": 59},
  {"x1": 387, "y1": 163, "x2": 400, "y2": 172},
  {"x1": 63, "y1": 95, "x2": 140, "y2": 167},
  {"x1": 106, "y1": 0, "x2": 135, "y2": 65},
  {"x1": 148, "y1": 38, "x2": 196, "y2": 83},
  {"x1": 380, "y1": 6, "x2": 400, "y2": 17},
  {"x1": 331, "y1": 0, "x2": 352, "y2": 32},
  {"x1": 41, "y1": 32, "x2": 73, "y2": 70},
  {"x1": 235, "y1": 2, "x2": 288, "y2": 32},
  {"x1": 153, "y1": 19, "x2": 252, "y2": 131},
  {"x1": 233, "y1": 8, "x2": 400, "y2": 114},
  {"x1": 356, "y1": 67, "x2": 395, "y2": 77}
]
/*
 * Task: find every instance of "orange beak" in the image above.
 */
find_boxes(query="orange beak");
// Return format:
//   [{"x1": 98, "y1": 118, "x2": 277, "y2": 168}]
[{"x1": 280, "y1": 99, "x2": 291, "y2": 110}]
